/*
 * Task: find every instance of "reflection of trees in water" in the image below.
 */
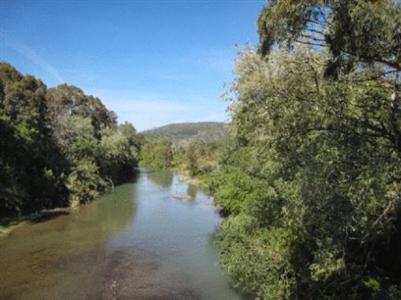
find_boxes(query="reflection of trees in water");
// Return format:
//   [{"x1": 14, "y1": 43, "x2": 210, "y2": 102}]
[
  {"x1": 186, "y1": 184, "x2": 198, "y2": 199},
  {"x1": 94, "y1": 183, "x2": 138, "y2": 233},
  {"x1": 49, "y1": 183, "x2": 139, "y2": 254},
  {"x1": 119, "y1": 168, "x2": 140, "y2": 185},
  {"x1": 146, "y1": 170, "x2": 174, "y2": 188}
]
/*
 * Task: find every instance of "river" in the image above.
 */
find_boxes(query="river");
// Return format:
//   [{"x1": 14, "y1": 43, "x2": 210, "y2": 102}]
[{"x1": 0, "y1": 169, "x2": 244, "y2": 300}]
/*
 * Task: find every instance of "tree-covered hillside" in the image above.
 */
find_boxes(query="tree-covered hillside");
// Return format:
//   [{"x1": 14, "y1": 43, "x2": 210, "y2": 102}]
[{"x1": 142, "y1": 122, "x2": 228, "y2": 144}]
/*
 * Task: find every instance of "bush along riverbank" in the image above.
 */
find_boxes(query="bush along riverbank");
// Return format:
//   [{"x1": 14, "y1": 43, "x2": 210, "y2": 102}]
[
  {"x1": 0, "y1": 62, "x2": 143, "y2": 220},
  {"x1": 139, "y1": 139, "x2": 222, "y2": 190}
]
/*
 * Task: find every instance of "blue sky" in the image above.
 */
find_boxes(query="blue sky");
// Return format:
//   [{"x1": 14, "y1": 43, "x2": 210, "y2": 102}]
[{"x1": 0, "y1": 0, "x2": 264, "y2": 131}]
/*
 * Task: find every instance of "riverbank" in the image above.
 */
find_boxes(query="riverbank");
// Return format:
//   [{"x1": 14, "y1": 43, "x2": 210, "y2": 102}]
[
  {"x1": 0, "y1": 168, "x2": 211, "y2": 238},
  {"x1": 179, "y1": 172, "x2": 209, "y2": 189},
  {"x1": 0, "y1": 173, "x2": 140, "y2": 238},
  {"x1": 0, "y1": 207, "x2": 72, "y2": 237}
]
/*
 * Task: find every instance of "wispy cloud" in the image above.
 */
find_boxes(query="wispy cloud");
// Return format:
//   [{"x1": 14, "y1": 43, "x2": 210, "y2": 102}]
[{"x1": 0, "y1": 30, "x2": 64, "y2": 83}]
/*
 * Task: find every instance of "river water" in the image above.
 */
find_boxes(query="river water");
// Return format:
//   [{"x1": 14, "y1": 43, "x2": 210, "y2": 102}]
[{"x1": 0, "y1": 169, "x2": 243, "y2": 300}]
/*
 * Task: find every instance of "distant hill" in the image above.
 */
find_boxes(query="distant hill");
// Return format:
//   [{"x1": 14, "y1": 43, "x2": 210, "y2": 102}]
[{"x1": 142, "y1": 122, "x2": 229, "y2": 143}]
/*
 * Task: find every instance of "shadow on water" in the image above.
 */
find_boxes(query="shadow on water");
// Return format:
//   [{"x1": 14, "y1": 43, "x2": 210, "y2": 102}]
[
  {"x1": 0, "y1": 169, "x2": 141, "y2": 230},
  {"x1": 29, "y1": 210, "x2": 70, "y2": 223},
  {"x1": 0, "y1": 210, "x2": 70, "y2": 230}
]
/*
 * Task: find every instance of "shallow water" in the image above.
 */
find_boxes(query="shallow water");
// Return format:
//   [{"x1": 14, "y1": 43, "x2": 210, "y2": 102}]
[{"x1": 0, "y1": 169, "x2": 242, "y2": 300}]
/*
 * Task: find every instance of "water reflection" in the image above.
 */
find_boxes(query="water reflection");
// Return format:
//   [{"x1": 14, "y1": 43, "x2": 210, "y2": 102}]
[
  {"x1": 186, "y1": 183, "x2": 198, "y2": 199},
  {"x1": 145, "y1": 168, "x2": 174, "y2": 188}
]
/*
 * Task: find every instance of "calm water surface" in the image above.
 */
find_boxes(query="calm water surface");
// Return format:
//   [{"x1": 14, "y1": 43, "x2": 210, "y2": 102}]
[{"x1": 0, "y1": 169, "x2": 243, "y2": 300}]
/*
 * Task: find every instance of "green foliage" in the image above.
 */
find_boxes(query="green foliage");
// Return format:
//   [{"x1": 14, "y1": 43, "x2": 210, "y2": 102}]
[
  {"x1": 211, "y1": 20, "x2": 401, "y2": 297},
  {"x1": 66, "y1": 160, "x2": 106, "y2": 205},
  {"x1": 46, "y1": 84, "x2": 117, "y2": 139},
  {"x1": 173, "y1": 140, "x2": 222, "y2": 176},
  {"x1": 0, "y1": 63, "x2": 69, "y2": 216},
  {"x1": 0, "y1": 62, "x2": 141, "y2": 217},
  {"x1": 140, "y1": 141, "x2": 173, "y2": 170},
  {"x1": 99, "y1": 122, "x2": 141, "y2": 183},
  {"x1": 140, "y1": 121, "x2": 226, "y2": 177},
  {"x1": 211, "y1": 167, "x2": 261, "y2": 215},
  {"x1": 215, "y1": 215, "x2": 296, "y2": 300},
  {"x1": 258, "y1": 0, "x2": 401, "y2": 75},
  {"x1": 139, "y1": 132, "x2": 224, "y2": 192}
]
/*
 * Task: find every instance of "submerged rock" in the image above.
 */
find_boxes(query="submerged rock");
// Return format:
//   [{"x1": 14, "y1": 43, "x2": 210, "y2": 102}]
[{"x1": 173, "y1": 194, "x2": 192, "y2": 201}]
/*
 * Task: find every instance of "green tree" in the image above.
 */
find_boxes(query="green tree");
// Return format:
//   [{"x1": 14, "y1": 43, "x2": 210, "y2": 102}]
[
  {"x1": 258, "y1": 0, "x2": 401, "y2": 76},
  {"x1": 213, "y1": 42, "x2": 401, "y2": 298},
  {"x1": 140, "y1": 141, "x2": 173, "y2": 170},
  {"x1": 0, "y1": 62, "x2": 141, "y2": 216},
  {"x1": 99, "y1": 122, "x2": 141, "y2": 183},
  {"x1": 0, "y1": 62, "x2": 69, "y2": 216},
  {"x1": 212, "y1": 4, "x2": 401, "y2": 298}
]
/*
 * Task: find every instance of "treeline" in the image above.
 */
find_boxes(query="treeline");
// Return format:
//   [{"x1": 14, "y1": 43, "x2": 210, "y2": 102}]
[
  {"x1": 140, "y1": 139, "x2": 221, "y2": 178},
  {"x1": 0, "y1": 63, "x2": 142, "y2": 217}
]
